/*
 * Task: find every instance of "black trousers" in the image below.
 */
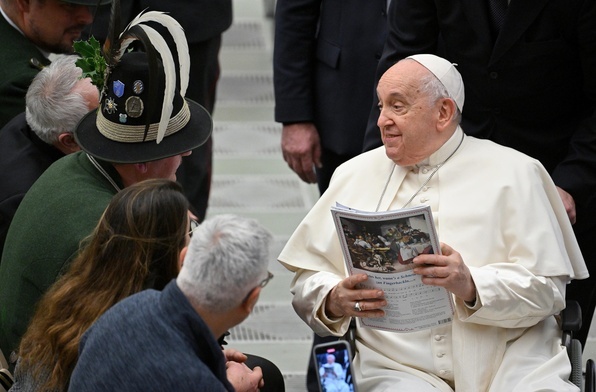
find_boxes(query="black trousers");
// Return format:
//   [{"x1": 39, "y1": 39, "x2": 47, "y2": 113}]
[
  {"x1": 315, "y1": 148, "x2": 358, "y2": 195},
  {"x1": 175, "y1": 36, "x2": 221, "y2": 221},
  {"x1": 245, "y1": 354, "x2": 286, "y2": 391}
]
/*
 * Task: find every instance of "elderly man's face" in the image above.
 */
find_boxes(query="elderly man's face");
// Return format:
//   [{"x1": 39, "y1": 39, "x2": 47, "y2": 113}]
[
  {"x1": 376, "y1": 60, "x2": 444, "y2": 166},
  {"x1": 20, "y1": 0, "x2": 94, "y2": 53},
  {"x1": 74, "y1": 77, "x2": 100, "y2": 111},
  {"x1": 143, "y1": 151, "x2": 192, "y2": 182}
]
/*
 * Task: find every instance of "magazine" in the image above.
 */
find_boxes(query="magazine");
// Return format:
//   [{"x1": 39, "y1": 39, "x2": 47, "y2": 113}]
[{"x1": 331, "y1": 203, "x2": 454, "y2": 333}]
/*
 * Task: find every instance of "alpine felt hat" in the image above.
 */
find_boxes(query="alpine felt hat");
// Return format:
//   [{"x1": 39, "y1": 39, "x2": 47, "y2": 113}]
[{"x1": 75, "y1": 51, "x2": 212, "y2": 163}]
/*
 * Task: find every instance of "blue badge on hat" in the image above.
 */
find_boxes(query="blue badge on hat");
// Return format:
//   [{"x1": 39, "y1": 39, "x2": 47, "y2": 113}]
[
  {"x1": 113, "y1": 80, "x2": 125, "y2": 98},
  {"x1": 119, "y1": 113, "x2": 128, "y2": 123}
]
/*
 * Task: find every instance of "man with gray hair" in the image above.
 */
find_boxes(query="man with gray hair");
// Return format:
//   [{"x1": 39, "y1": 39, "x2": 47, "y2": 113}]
[
  {"x1": 0, "y1": 54, "x2": 99, "y2": 256},
  {"x1": 24, "y1": 55, "x2": 98, "y2": 150},
  {"x1": 69, "y1": 214, "x2": 273, "y2": 392},
  {"x1": 0, "y1": 12, "x2": 213, "y2": 361},
  {"x1": 279, "y1": 55, "x2": 588, "y2": 390}
]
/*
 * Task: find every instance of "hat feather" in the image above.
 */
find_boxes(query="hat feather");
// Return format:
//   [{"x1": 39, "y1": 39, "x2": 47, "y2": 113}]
[
  {"x1": 124, "y1": 11, "x2": 190, "y2": 97},
  {"x1": 118, "y1": 25, "x2": 159, "y2": 142},
  {"x1": 122, "y1": 24, "x2": 176, "y2": 143},
  {"x1": 102, "y1": 0, "x2": 122, "y2": 67}
]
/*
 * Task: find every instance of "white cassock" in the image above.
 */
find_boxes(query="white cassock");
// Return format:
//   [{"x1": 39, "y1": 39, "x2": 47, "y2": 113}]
[{"x1": 279, "y1": 127, "x2": 588, "y2": 392}]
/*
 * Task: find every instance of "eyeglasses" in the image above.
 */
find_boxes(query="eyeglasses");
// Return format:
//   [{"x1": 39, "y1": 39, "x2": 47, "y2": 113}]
[
  {"x1": 242, "y1": 271, "x2": 274, "y2": 303},
  {"x1": 258, "y1": 271, "x2": 274, "y2": 288},
  {"x1": 188, "y1": 219, "x2": 200, "y2": 237}
]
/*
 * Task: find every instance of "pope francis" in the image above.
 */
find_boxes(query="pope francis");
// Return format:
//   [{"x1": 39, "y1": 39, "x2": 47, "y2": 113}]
[{"x1": 278, "y1": 54, "x2": 589, "y2": 391}]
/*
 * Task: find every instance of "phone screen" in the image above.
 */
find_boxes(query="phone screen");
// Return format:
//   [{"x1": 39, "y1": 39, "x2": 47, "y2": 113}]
[{"x1": 313, "y1": 341, "x2": 357, "y2": 392}]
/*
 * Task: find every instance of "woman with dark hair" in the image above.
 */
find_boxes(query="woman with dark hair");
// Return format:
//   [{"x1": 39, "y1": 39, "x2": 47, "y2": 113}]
[
  {"x1": 12, "y1": 179, "x2": 190, "y2": 392},
  {"x1": 10, "y1": 179, "x2": 284, "y2": 392}
]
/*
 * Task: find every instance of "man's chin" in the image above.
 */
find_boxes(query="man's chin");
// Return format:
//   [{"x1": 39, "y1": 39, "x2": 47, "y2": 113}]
[
  {"x1": 43, "y1": 42, "x2": 76, "y2": 54},
  {"x1": 384, "y1": 146, "x2": 403, "y2": 164},
  {"x1": 60, "y1": 33, "x2": 84, "y2": 53}
]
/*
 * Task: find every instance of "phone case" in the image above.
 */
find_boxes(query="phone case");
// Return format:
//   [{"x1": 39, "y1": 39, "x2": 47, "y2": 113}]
[{"x1": 313, "y1": 340, "x2": 357, "y2": 392}]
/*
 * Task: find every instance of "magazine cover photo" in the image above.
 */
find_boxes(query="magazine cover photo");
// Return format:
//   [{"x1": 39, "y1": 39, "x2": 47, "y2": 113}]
[{"x1": 339, "y1": 213, "x2": 433, "y2": 274}]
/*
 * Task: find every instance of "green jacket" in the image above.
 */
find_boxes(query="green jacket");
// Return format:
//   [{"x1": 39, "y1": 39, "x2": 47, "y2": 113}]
[
  {"x1": 0, "y1": 152, "x2": 122, "y2": 356},
  {"x1": 0, "y1": 15, "x2": 50, "y2": 128}
]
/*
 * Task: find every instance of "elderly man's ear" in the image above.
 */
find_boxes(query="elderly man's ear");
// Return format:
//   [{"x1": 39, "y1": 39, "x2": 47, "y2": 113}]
[
  {"x1": 56, "y1": 132, "x2": 80, "y2": 154},
  {"x1": 436, "y1": 98, "x2": 458, "y2": 131},
  {"x1": 178, "y1": 246, "x2": 188, "y2": 270},
  {"x1": 242, "y1": 286, "x2": 262, "y2": 315},
  {"x1": 15, "y1": 0, "x2": 31, "y2": 13}
]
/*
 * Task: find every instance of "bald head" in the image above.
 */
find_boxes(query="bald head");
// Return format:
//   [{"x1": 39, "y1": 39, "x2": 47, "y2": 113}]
[{"x1": 376, "y1": 58, "x2": 460, "y2": 166}]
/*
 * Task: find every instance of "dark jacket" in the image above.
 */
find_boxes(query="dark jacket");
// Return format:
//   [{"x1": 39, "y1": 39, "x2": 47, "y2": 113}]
[
  {"x1": 0, "y1": 152, "x2": 121, "y2": 356},
  {"x1": 363, "y1": 0, "x2": 596, "y2": 232},
  {"x1": 274, "y1": 0, "x2": 388, "y2": 156},
  {"x1": 69, "y1": 281, "x2": 235, "y2": 392},
  {"x1": 0, "y1": 113, "x2": 65, "y2": 259},
  {"x1": 87, "y1": 0, "x2": 232, "y2": 44},
  {"x1": 138, "y1": 0, "x2": 232, "y2": 43},
  {"x1": 0, "y1": 16, "x2": 49, "y2": 129}
]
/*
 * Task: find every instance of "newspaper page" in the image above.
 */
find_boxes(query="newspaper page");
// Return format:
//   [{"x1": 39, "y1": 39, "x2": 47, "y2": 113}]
[{"x1": 331, "y1": 203, "x2": 454, "y2": 333}]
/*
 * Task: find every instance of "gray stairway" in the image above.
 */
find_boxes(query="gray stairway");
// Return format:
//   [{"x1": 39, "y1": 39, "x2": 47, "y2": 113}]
[{"x1": 207, "y1": 1, "x2": 318, "y2": 390}]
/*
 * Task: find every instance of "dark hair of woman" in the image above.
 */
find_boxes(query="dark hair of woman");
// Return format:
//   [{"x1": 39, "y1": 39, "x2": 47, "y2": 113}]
[{"x1": 16, "y1": 178, "x2": 190, "y2": 391}]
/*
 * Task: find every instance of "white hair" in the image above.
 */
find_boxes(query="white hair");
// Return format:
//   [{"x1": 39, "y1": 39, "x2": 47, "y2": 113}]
[
  {"x1": 418, "y1": 69, "x2": 462, "y2": 124},
  {"x1": 177, "y1": 214, "x2": 273, "y2": 313},
  {"x1": 25, "y1": 54, "x2": 93, "y2": 145}
]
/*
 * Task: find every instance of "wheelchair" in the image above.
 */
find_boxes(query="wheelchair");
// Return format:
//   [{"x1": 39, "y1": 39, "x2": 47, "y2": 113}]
[{"x1": 562, "y1": 300, "x2": 595, "y2": 391}]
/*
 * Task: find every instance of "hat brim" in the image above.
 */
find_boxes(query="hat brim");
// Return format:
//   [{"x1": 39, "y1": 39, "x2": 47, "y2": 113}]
[{"x1": 75, "y1": 99, "x2": 212, "y2": 163}]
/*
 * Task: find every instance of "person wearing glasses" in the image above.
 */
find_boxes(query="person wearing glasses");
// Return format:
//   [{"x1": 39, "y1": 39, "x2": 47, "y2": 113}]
[
  {"x1": 68, "y1": 212, "x2": 275, "y2": 392},
  {"x1": 11, "y1": 180, "x2": 281, "y2": 392}
]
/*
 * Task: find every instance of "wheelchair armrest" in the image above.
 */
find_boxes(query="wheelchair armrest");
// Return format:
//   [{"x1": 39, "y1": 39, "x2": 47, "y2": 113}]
[{"x1": 562, "y1": 300, "x2": 582, "y2": 333}]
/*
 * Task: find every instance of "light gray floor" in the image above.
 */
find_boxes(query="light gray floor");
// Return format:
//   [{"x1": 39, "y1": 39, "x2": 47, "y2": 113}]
[
  {"x1": 207, "y1": 1, "x2": 316, "y2": 390},
  {"x1": 211, "y1": 1, "x2": 596, "y2": 390}
]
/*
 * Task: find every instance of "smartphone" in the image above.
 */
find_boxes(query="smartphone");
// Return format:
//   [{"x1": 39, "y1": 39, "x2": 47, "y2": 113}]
[{"x1": 313, "y1": 340, "x2": 358, "y2": 392}]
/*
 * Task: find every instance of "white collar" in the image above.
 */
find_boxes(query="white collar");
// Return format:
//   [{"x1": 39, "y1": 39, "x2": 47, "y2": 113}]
[{"x1": 413, "y1": 126, "x2": 465, "y2": 168}]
